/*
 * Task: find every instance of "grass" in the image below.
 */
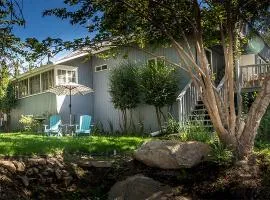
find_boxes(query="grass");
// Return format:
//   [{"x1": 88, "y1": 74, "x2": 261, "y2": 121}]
[{"x1": 0, "y1": 132, "x2": 149, "y2": 156}]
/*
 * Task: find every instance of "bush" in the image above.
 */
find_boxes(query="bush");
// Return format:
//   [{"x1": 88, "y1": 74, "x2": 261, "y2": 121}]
[
  {"x1": 109, "y1": 62, "x2": 141, "y2": 133},
  {"x1": 164, "y1": 114, "x2": 179, "y2": 134},
  {"x1": 209, "y1": 136, "x2": 234, "y2": 165},
  {"x1": 140, "y1": 60, "x2": 179, "y2": 130},
  {"x1": 19, "y1": 115, "x2": 39, "y2": 132},
  {"x1": 179, "y1": 121, "x2": 213, "y2": 143}
]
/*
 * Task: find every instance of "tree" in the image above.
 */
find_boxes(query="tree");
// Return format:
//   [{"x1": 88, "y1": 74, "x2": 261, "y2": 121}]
[
  {"x1": 41, "y1": 0, "x2": 270, "y2": 159},
  {"x1": 0, "y1": 63, "x2": 16, "y2": 131},
  {"x1": 109, "y1": 62, "x2": 141, "y2": 132},
  {"x1": 140, "y1": 61, "x2": 179, "y2": 130}
]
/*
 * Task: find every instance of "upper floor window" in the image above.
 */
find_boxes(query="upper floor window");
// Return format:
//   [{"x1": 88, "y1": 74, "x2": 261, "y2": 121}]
[
  {"x1": 95, "y1": 64, "x2": 108, "y2": 72},
  {"x1": 42, "y1": 70, "x2": 54, "y2": 91},
  {"x1": 56, "y1": 69, "x2": 77, "y2": 84},
  {"x1": 15, "y1": 67, "x2": 77, "y2": 99}
]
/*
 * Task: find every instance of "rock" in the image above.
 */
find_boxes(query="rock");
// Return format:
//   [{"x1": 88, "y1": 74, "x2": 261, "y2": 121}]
[
  {"x1": 28, "y1": 158, "x2": 47, "y2": 166},
  {"x1": 46, "y1": 177, "x2": 53, "y2": 183},
  {"x1": 26, "y1": 168, "x2": 34, "y2": 176},
  {"x1": 108, "y1": 174, "x2": 171, "y2": 200},
  {"x1": 61, "y1": 170, "x2": 70, "y2": 177},
  {"x1": 78, "y1": 160, "x2": 114, "y2": 168},
  {"x1": 0, "y1": 160, "x2": 17, "y2": 173},
  {"x1": 19, "y1": 175, "x2": 29, "y2": 187},
  {"x1": 55, "y1": 169, "x2": 62, "y2": 180},
  {"x1": 42, "y1": 171, "x2": 49, "y2": 176},
  {"x1": 32, "y1": 167, "x2": 39, "y2": 174},
  {"x1": 134, "y1": 140, "x2": 210, "y2": 169},
  {"x1": 12, "y1": 161, "x2": 25, "y2": 172},
  {"x1": 63, "y1": 176, "x2": 73, "y2": 187}
]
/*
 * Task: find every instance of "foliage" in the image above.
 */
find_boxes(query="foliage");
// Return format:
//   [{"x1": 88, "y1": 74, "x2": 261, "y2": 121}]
[
  {"x1": 257, "y1": 106, "x2": 270, "y2": 142},
  {"x1": 19, "y1": 115, "x2": 39, "y2": 132},
  {"x1": 140, "y1": 61, "x2": 179, "y2": 129},
  {"x1": 36, "y1": 0, "x2": 270, "y2": 159},
  {"x1": 0, "y1": 133, "x2": 148, "y2": 156},
  {"x1": 109, "y1": 62, "x2": 140, "y2": 110},
  {"x1": 109, "y1": 62, "x2": 141, "y2": 132},
  {"x1": 178, "y1": 124, "x2": 213, "y2": 144},
  {"x1": 209, "y1": 136, "x2": 234, "y2": 165},
  {"x1": 0, "y1": 63, "x2": 16, "y2": 129},
  {"x1": 164, "y1": 114, "x2": 179, "y2": 135}
]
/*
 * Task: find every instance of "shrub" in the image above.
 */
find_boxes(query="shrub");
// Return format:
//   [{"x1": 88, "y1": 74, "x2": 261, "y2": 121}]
[
  {"x1": 109, "y1": 62, "x2": 141, "y2": 133},
  {"x1": 164, "y1": 114, "x2": 179, "y2": 134},
  {"x1": 19, "y1": 115, "x2": 39, "y2": 132},
  {"x1": 140, "y1": 60, "x2": 179, "y2": 130},
  {"x1": 209, "y1": 136, "x2": 234, "y2": 165}
]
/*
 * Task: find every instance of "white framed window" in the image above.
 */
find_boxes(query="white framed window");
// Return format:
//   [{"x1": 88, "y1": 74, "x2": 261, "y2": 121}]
[
  {"x1": 147, "y1": 56, "x2": 165, "y2": 66},
  {"x1": 56, "y1": 69, "x2": 77, "y2": 84},
  {"x1": 95, "y1": 64, "x2": 108, "y2": 72}
]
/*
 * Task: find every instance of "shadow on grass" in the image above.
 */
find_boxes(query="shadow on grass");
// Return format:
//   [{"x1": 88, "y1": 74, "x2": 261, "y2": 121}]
[{"x1": 0, "y1": 133, "x2": 148, "y2": 156}]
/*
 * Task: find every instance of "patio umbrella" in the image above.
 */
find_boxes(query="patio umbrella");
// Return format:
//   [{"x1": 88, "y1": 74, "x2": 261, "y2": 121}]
[{"x1": 48, "y1": 82, "x2": 94, "y2": 125}]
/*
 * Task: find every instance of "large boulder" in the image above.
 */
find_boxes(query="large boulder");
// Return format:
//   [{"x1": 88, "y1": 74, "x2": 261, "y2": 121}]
[
  {"x1": 108, "y1": 174, "x2": 171, "y2": 200},
  {"x1": 134, "y1": 140, "x2": 210, "y2": 169}
]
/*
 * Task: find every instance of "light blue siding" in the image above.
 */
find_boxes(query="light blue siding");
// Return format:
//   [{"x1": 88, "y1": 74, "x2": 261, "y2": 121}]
[
  {"x1": 10, "y1": 93, "x2": 57, "y2": 129},
  {"x1": 56, "y1": 57, "x2": 94, "y2": 124}
]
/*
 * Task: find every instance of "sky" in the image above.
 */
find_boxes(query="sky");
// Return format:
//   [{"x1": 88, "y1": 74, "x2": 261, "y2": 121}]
[{"x1": 13, "y1": 0, "x2": 91, "y2": 62}]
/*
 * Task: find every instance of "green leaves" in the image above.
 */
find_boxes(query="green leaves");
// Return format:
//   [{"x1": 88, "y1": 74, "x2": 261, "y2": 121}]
[
  {"x1": 140, "y1": 60, "x2": 179, "y2": 108},
  {"x1": 109, "y1": 62, "x2": 141, "y2": 110}
]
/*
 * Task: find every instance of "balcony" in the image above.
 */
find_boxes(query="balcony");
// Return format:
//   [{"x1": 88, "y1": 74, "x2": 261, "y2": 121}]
[{"x1": 239, "y1": 63, "x2": 270, "y2": 92}]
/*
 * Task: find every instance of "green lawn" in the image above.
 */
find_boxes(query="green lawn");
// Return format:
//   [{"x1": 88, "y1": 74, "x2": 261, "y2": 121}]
[{"x1": 0, "y1": 133, "x2": 149, "y2": 156}]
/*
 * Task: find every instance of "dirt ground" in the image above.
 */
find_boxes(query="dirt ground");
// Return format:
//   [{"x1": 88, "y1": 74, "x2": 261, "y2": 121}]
[{"x1": 0, "y1": 154, "x2": 270, "y2": 200}]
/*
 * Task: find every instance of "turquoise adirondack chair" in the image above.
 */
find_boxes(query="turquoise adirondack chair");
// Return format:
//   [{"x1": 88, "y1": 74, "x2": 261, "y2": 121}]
[
  {"x1": 75, "y1": 115, "x2": 92, "y2": 136},
  {"x1": 44, "y1": 115, "x2": 62, "y2": 136}
]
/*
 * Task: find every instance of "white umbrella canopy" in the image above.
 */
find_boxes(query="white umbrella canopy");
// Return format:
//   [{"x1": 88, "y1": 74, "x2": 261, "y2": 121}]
[
  {"x1": 48, "y1": 82, "x2": 94, "y2": 96},
  {"x1": 48, "y1": 82, "x2": 94, "y2": 124}
]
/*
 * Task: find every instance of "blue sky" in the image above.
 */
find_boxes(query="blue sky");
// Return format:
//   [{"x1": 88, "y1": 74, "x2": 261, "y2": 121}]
[
  {"x1": 13, "y1": 0, "x2": 89, "y2": 40},
  {"x1": 13, "y1": 0, "x2": 91, "y2": 61}
]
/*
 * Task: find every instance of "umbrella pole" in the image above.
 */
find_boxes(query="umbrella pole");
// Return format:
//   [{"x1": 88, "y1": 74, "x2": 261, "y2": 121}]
[{"x1": 69, "y1": 88, "x2": 72, "y2": 125}]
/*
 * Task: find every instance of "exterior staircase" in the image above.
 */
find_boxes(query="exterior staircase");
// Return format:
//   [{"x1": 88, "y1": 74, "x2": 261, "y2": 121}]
[
  {"x1": 187, "y1": 99, "x2": 213, "y2": 129},
  {"x1": 177, "y1": 77, "x2": 225, "y2": 130}
]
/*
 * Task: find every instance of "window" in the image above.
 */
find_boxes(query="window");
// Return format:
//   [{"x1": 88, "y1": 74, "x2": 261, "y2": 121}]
[
  {"x1": 29, "y1": 75, "x2": 40, "y2": 95},
  {"x1": 57, "y1": 69, "x2": 77, "y2": 84},
  {"x1": 57, "y1": 70, "x2": 66, "y2": 85},
  {"x1": 147, "y1": 56, "x2": 165, "y2": 66},
  {"x1": 18, "y1": 79, "x2": 28, "y2": 98},
  {"x1": 95, "y1": 64, "x2": 108, "y2": 72},
  {"x1": 67, "y1": 71, "x2": 76, "y2": 83},
  {"x1": 42, "y1": 70, "x2": 54, "y2": 91}
]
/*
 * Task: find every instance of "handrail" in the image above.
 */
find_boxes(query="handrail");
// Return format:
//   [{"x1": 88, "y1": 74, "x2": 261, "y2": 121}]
[
  {"x1": 217, "y1": 76, "x2": 225, "y2": 91},
  {"x1": 177, "y1": 76, "x2": 226, "y2": 127},
  {"x1": 177, "y1": 80, "x2": 192, "y2": 99},
  {"x1": 177, "y1": 80, "x2": 199, "y2": 127}
]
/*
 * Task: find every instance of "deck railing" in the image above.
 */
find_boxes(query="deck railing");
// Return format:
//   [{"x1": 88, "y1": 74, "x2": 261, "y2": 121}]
[
  {"x1": 177, "y1": 80, "x2": 199, "y2": 127},
  {"x1": 240, "y1": 63, "x2": 270, "y2": 89}
]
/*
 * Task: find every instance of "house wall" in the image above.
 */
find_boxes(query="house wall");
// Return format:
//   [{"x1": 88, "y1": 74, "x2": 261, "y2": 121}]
[
  {"x1": 10, "y1": 93, "x2": 57, "y2": 130},
  {"x1": 90, "y1": 46, "x2": 189, "y2": 132},
  {"x1": 239, "y1": 54, "x2": 256, "y2": 66},
  {"x1": 57, "y1": 57, "x2": 94, "y2": 124}
]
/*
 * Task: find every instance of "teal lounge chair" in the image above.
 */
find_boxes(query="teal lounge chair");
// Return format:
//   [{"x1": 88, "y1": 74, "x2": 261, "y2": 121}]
[
  {"x1": 44, "y1": 115, "x2": 62, "y2": 136},
  {"x1": 75, "y1": 115, "x2": 92, "y2": 136}
]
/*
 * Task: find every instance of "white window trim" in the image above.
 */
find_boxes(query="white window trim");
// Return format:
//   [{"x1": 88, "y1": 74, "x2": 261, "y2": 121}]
[{"x1": 95, "y1": 64, "x2": 108, "y2": 72}]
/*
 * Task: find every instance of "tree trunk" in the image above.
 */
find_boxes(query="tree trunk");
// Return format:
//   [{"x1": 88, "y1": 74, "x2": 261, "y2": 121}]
[
  {"x1": 237, "y1": 77, "x2": 270, "y2": 159},
  {"x1": 155, "y1": 107, "x2": 162, "y2": 132}
]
